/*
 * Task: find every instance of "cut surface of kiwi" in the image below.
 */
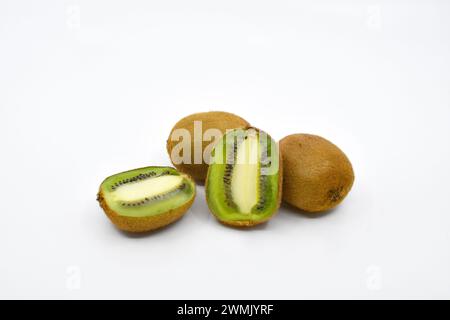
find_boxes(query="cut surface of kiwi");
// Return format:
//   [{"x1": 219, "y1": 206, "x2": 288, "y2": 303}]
[
  {"x1": 206, "y1": 128, "x2": 282, "y2": 227},
  {"x1": 97, "y1": 166, "x2": 196, "y2": 232}
]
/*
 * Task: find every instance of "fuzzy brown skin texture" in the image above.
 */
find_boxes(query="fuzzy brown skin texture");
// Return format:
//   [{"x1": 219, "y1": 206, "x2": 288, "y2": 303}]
[
  {"x1": 166, "y1": 111, "x2": 250, "y2": 182},
  {"x1": 97, "y1": 189, "x2": 195, "y2": 233},
  {"x1": 205, "y1": 127, "x2": 283, "y2": 228},
  {"x1": 280, "y1": 134, "x2": 354, "y2": 213}
]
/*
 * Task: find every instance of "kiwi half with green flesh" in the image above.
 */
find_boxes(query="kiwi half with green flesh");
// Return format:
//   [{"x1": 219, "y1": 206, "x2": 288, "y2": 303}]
[
  {"x1": 97, "y1": 166, "x2": 196, "y2": 232},
  {"x1": 166, "y1": 111, "x2": 250, "y2": 183},
  {"x1": 206, "y1": 128, "x2": 282, "y2": 227},
  {"x1": 279, "y1": 134, "x2": 354, "y2": 213}
]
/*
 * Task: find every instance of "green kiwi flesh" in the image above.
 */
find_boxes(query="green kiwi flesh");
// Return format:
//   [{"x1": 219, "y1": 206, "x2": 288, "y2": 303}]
[
  {"x1": 97, "y1": 167, "x2": 196, "y2": 232},
  {"x1": 206, "y1": 128, "x2": 281, "y2": 227}
]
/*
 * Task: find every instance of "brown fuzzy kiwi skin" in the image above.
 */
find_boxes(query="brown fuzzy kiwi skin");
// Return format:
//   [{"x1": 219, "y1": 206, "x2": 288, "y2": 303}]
[
  {"x1": 205, "y1": 127, "x2": 283, "y2": 228},
  {"x1": 280, "y1": 134, "x2": 354, "y2": 213},
  {"x1": 166, "y1": 111, "x2": 250, "y2": 183},
  {"x1": 96, "y1": 172, "x2": 196, "y2": 233}
]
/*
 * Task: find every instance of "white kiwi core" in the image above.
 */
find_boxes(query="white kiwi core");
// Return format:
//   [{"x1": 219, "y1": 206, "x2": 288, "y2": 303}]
[
  {"x1": 111, "y1": 175, "x2": 183, "y2": 202},
  {"x1": 231, "y1": 133, "x2": 260, "y2": 214}
]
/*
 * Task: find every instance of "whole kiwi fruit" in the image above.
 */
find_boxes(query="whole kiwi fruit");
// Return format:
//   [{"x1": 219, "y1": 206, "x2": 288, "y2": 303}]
[
  {"x1": 166, "y1": 111, "x2": 250, "y2": 182},
  {"x1": 206, "y1": 127, "x2": 282, "y2": 227},
  {"x1": 279, "y1": 134, "x2": 354, "y2": 212},
  {"x1": 97, "y1": 166, "x2": 196, "y2": 232}
]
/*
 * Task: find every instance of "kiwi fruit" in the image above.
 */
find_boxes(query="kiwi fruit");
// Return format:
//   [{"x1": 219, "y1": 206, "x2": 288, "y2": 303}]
[
  {"x1": 97, "y1": 166, "x2": 196, "y2": 232},
  {"x1": 205, "y1": 127, "x2": 282, "y2": 227},
  {"x1": 166, "y1": 111, "x2": 250, "y2": 182},
  {"x1": 279, "y1": 134, "x2": 354, "y2": 212}
]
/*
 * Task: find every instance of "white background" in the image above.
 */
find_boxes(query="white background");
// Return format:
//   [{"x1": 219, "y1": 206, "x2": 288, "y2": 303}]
[{"x1": 1, "y1": 0, "x2": 449, "y2": 299}]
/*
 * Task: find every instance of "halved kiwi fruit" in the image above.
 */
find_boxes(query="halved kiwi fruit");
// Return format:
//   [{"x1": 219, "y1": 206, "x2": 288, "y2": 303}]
[
  {"x1": 205, "y1": 128, "x2": 282, "y2": 227},
  {"x1": 280, "y1": 134, "x2": 354, "y2": 212},
  {"x1": 166, "y1": 111, "x2": 250, "y2": 182},
  {"x1": 97, "y1": 166, "x2": 196, "y2": 232}
]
